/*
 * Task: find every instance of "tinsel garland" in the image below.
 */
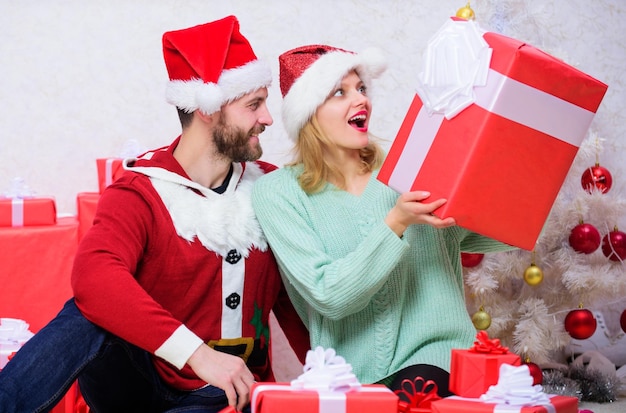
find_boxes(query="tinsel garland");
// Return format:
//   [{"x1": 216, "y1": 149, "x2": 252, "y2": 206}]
[{"x1": 542, "y1": 365, "x2": 620, "y2": 403}]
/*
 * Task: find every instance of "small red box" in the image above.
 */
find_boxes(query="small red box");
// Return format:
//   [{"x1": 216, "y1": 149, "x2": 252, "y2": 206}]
[
  {"x1": 251, "y1": 383, "x2": 398, "y2": 413},
  {"x1": 430, "y1": 395, "x2": 578, "y2": 413},
  {"x1": 449, "y1": 348, "x2": 521, "y2": 398},
  {"x1": 378, "y1": 23, "x2": 608, "y2": 250},
  {"x1": 76, "y1": 192, "x2": 100, "y2": 240},
  {"x1": 0, "y1": 197, "x2": 56, "y2": 227},
  {"x1": 97, "y1": 157, "x2": 125, "y2": 193}
]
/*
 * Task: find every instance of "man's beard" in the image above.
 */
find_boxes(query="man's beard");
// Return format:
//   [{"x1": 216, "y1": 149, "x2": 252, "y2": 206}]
[{"x1": 213, "y1": 115, "x2": 264, "y2": 162}]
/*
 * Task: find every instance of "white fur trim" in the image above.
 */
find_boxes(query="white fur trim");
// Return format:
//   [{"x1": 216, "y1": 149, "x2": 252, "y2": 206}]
[
  {"x1": 148, "y1": 162, "x2": 268, "y2": 257},
  {"x1": 282, "y1": 47, "x2": 387, "y2": 141},
  {"x1": 166, "y1": 59, "x2": 272, "y2": 114}
]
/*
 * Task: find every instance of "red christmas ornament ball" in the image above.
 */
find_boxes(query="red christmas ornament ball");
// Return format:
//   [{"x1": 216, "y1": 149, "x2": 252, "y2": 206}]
[
  {"x1": 601, "y1": 229, "x2": 626, "y2": 261},
  {"x1": 620, "y1": 309, "x2": 626, "y2": 333},
  {"x1": 525, "y1": 361, "x2": 543, "y2": 385},
  {"x1": 568, "y1": 223, "x2": 601, "y2": 254},
  {"x1": 461, "y1": 252, "x2": 484, "y2": 267},
  {"x1": 564, "y1": 308, "x2": 597, "y2": 339},
  {"x1": 581, "y1": 164, "x2": 613, "y2": 193}
]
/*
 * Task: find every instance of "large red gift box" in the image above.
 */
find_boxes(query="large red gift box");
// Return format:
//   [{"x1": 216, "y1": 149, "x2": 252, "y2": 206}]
[
  {"x1": 449, "y1": 331, "x2": 521, "y2": 398},
  {"x1": 0, "y1": 197, "x2": 56, "y2": 227},
  {"x1": 430, "y1": 395, "x2": 578, "y2": 413},
  {"x1": 251, "y1": 382, "x2": 398, "y2": 413},
  {"x1": 378, "y1": 19, "x2": 608, "y2": 250},
  {"x1": 96, "y1": 157, "x2": 125, "y2": 193}
]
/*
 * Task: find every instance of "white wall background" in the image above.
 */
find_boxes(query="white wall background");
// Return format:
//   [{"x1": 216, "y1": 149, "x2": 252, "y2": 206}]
[{"x1": 1, "y1": 0, "x2": 625, "y2": 214}]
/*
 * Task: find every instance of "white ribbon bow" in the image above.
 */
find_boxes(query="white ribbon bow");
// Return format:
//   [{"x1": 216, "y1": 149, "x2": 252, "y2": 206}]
[
  {"x1": 2, "y1": 177, "x2": 35, "y2": 199},
  {"x1": 480, "y1": 364, "x2": 551, "y2": 406},
  {"x1": 290, "y1": 346, "x2": 361, "y2": 392},
  {"x1": 416, "y1": 19, "x2": 492, "y2": 119}
]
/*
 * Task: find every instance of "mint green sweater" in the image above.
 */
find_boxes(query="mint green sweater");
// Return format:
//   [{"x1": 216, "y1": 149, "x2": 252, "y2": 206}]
[{"x1": 252, "y1": 166, "x2": 514, "y2": 384}]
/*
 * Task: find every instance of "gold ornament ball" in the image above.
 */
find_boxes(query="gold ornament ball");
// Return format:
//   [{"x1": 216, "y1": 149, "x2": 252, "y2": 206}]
[
  {"x1": 524, "y1": 264, "x2": 544, "y2": 286},
  {"x1": 472, "y1": 309, "x2": 491, "y2": 330},
  {"x1": 456, "y1": 2, "x2": 475, "y2": 20}
]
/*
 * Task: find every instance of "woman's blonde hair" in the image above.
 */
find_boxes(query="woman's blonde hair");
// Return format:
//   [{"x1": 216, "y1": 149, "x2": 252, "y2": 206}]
[{"x1": 287, "y1": 115, "x2": 385, "y2": 194}]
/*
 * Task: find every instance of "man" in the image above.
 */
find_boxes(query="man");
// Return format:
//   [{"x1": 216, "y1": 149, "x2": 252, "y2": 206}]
[{"x1": 0, "y1": 16, "x2": 308, "y2": 413}]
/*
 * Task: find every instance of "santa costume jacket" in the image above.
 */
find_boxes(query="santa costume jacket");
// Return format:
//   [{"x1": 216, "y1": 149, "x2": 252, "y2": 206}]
[{"x1": 72, "y1": 137, "x2": 309, "y2": 391}]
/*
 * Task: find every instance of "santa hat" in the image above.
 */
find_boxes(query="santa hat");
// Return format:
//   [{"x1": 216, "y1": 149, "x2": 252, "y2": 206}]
[
  {"x1": 162, "y1": 15, "x2": 272, "y2": 115},
  {"x1": 279, "y1": 44, "x2": 387, "y2": 141}
]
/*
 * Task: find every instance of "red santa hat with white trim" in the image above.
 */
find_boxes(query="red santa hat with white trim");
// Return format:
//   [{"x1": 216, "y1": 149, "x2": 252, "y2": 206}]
[
  {"x1": 162, "y1": 15, "x2": 271, "y2": 115},
  {"x1": 279, "y1": 44, "x2": 387, "y2": 141}
]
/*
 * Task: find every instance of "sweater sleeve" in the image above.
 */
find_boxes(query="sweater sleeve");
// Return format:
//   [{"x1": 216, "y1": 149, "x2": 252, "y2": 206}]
[
  {"x1": 252, "y1": 170, "x2": 410, "y2": 321},
  {"x1": 72, "y1": 176, "x2": 203, "y2": 369}
]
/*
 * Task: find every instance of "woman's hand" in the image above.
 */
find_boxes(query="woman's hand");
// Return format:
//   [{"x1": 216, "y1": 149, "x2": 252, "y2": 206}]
[{"x1": 384, "y1": 191, "x2": 456, "y2": 237}]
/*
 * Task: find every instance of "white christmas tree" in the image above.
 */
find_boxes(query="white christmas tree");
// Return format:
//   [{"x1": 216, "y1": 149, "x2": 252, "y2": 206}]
[{"x1": 464, "y1": 132, "x2": 626, "y2": 365}]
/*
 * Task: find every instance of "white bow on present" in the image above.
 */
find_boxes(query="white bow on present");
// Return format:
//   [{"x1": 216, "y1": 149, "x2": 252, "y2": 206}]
[
  {"x1": 480, "y1": 364, "x2": 551, "y2": 407},
  {"x1": 290, "y1": 346, "x2": 361, "y2": 392},
  {"x1": 416, "y1": 18, "x2": 492, "y2": 119}
]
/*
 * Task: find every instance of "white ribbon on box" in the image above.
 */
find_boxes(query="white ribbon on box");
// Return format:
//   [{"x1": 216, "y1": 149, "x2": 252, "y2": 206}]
[
  {"x1": 252, "y1": 347, "x2": 390, "y2": 413},
  {"x1": 2, "y1": 177, "x2": 35, "y2": 227},
  {"x1": 416, "y1": 18, "x2": 492, "y2": 119},
  {"x1": 479, "y1": 364, "x2": 554, "y2": 413},
  {"x1": 388, "y1": 19, "x2": 597, "y2": 193}
]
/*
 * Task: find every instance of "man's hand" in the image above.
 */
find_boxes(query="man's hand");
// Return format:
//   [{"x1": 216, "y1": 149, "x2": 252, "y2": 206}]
[{"x1": 187, "y1": 344, "x2": 255, "y2": 412}]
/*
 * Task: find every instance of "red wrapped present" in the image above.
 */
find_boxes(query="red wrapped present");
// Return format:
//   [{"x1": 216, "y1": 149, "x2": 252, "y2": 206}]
[
  {"x1": 0, "y1": 197, "x2": 56, "y2": 227},
  {"x1": 251, "y1": 383, "x2": 397, "y2": 413},
  {"x1": 378, "y1": 19, "x2": 608, "y2": 250},
  {"x1": 0, "y1": 217, "x2": 78, "y2": 332},
  {"x1": 395, "y1": 376, "x2": 442, "y2": 413},
  {"x1": 252, "y1": 346, "x2": 397, "y2": 412},
  {"x1": 430, "y1": 395, "x2": 578, "y2": 413},
  {"x1": 77, "y1": 192, "x2": 100, "y2": 240},
  {"x1": 449, "y1": 331, "x2": 521, "y2": 398},
  {"x1": 97, "y1": 158, "x2": 125, "y2": 193}
]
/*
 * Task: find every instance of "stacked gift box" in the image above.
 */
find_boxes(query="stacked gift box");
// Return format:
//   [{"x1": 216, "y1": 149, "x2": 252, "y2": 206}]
[{"x1": 429, "y1": 331, "x2": 579, "y2": 413}]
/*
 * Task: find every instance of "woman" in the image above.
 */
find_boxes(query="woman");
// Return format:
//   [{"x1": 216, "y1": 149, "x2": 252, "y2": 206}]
[{"x1": 251, "y1": 44, "x2": 514, "y2": 396}]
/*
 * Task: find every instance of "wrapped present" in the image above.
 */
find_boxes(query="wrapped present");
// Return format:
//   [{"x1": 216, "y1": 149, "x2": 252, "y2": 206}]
[
  {"x1": 449, "y1": 331, "x2": 521, "y2": 398},
  {"x1": 432, "y1": 364, "x2": 578, "y2": 412},
  {"x1": 0, "y1": 178, "x2": 56, "y2": 227},
  {"x1": 430, "y1": 395, "x2": 578, "y2": 413},
  {"x1": 96, "y1": 158, "x2": 125, "y2": 193},
  {"x1": 76, "y1": 192, "x2": 100, "y2": 240},
  {"x1": 378, "y1": 18, "x2": 608, "y2": 250},
  {"x1": 395, "y1": 376, "x2": 442, "y2": 413},
  {"x1": 251, "y1": 347, "x2": 398, "y2": 413},
  {"x1": 0, "y1": 217, "x2": 78, "y2": 332},
  {"x1": 97, "y1": 139, "x2": 147, "y2": 193}
]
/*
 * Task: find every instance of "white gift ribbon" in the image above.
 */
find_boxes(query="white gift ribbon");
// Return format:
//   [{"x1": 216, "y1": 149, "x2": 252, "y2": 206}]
[
  {"x1": 291, "y1": 347, "x2": 361, "y2": 392},
  {"x1": 3, "y1": 177, "x2": 35, "y2": 227},
  {"x1": 479, "y1": 364, "x2": 554, "y2": 412},
  {"x1": 416, "y1": 19, "x2": 491, "y2": 119},
  {"x1": 105, "y1": 158, "x2": 117, "y2": 187},
  {"x1": 10, "y1": 198, "x2": 24, "y2": 227}
]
